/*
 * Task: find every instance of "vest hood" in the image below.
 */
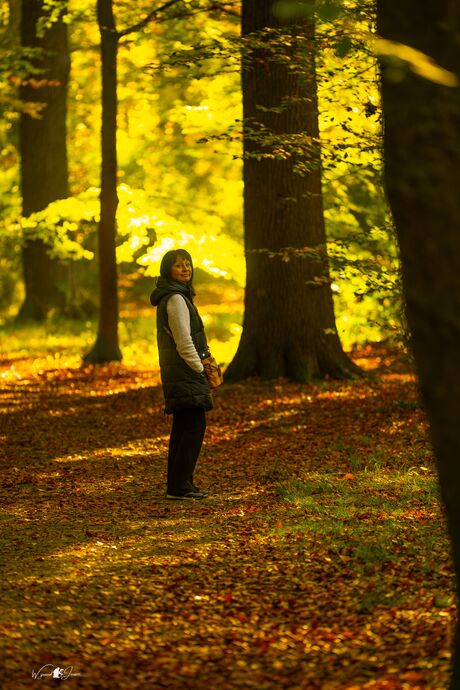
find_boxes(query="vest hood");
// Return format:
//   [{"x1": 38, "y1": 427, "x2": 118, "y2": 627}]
[{"x1": 150, "y1": 277, "x2": 193, "y2": 307}]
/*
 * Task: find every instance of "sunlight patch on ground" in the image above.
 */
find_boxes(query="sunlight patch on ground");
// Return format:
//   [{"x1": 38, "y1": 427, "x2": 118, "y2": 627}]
[
  {"x1": 381, "y1": 372, "x2": 416, "y2": 382},
  {"x1": 52, "y1": 441, "x2": 168, "y2": 464}
]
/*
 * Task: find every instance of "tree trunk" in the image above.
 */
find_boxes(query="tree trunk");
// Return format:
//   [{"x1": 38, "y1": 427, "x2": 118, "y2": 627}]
[
  {"x1": 8, "y1": 0, "x2": 21, "y2": 38},
  {"x1": 17, "y1": 0, "x2": 69, "y2": 321},
  {"x1": 377, "y1": 2, "x2": 460, "y2": 687},
  {"x1": 84, "y1": 0, "x2": 121, "y2": 363},
  {"x1": 225, "y1": 0, "x2": 359, "y2": 382}
]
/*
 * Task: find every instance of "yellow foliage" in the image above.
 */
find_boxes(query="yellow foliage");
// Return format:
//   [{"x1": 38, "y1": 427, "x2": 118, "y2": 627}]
[{"x1": 373, "y1": 36, "x2": 459, "y2": 87}]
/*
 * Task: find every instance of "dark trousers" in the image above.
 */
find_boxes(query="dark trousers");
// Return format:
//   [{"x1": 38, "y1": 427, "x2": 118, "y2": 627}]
[{"x1": 167, "y1": 408, "x2": 206, "y2": 494}]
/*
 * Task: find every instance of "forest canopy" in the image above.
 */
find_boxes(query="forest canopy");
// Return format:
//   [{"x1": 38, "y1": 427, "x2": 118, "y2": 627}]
[{"x1": 1, "y1": 0, "x2": 398, "y2": 353}]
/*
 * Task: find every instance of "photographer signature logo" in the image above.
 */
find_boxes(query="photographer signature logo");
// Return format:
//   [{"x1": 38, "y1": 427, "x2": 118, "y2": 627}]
[{"x1": 32, "y1": 664, "x2": 81, "y2": 680}]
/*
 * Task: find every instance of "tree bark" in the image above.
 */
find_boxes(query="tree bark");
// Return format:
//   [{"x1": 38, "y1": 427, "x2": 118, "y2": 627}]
[
  {"x1": 377, "y1": 2, "x2": 460, "y2": 686},
  {"x1": 225, "y1": 0, "x2": 359, "y2": 382},
  {"x1": 84, "y1": 0, "x2": 121, "y2": 363},
  {"x1": 17, "y1": 0, "x2": 70, "y2": 321}
]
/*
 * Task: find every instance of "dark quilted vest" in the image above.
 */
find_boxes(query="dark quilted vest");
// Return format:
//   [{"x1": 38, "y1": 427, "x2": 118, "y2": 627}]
[{"x1": 156, "y1": 294, "x2": 213, "y2": 414}]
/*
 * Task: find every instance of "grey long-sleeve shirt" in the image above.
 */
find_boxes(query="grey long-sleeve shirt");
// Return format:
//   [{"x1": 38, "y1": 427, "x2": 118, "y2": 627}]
[{"x1": 166, "y1": 294, "x2": 204, "y2": 373}]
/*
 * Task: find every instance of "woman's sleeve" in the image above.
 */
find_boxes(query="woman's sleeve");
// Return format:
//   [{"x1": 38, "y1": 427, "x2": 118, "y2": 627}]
[{"x1": 166, "y1": 294, "x2": 204, "y2": 373}]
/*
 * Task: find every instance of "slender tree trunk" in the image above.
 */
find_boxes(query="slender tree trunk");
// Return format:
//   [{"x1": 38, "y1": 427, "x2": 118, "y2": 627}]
[
  {"x1": 7, "y1": 0, "x2": 20, "y2": 38},
  {"x1": 377, "y1": 2, "x2": 460, "y2": 687},
  {"x1": 84, "y1": 0, "x2": 121, "y2": 363},
  {"x1": 17, "y1": 0, "x2": 69, "y2": 321},
  {"x1": 225, "y1": 0, "x2": 359, "y2": 382}
]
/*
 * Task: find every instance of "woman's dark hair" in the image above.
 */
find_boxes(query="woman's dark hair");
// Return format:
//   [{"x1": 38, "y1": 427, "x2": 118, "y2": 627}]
[{"x1": 160, "y1": 248, "x2": 195, "y2": 295}]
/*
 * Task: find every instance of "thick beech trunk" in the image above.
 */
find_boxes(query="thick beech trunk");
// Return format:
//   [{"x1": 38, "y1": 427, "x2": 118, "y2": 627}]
[
  {"x1": 84, "y1": 0, "x2": 121, "y2": 363},
  {"x1": 377, "y1": 2, "x2": 460, "y2": 686},
  {"x1": 225, "y1": 0, "x2": 358, "y2": 382},
  {"x1": 17, "y1": 0, "x2": 69, "y2": 321}
]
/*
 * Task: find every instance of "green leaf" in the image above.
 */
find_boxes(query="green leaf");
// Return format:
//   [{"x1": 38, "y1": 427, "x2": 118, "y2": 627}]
[
  {"x1": 273, "y1": 1, "x2": 315, "y2": 20},
  {"x1": 317, "y1": 2, "x2": 344, "y2": 22},
  {"x1": 335, "y1": 36, "x2": 353, "y2": 58}
]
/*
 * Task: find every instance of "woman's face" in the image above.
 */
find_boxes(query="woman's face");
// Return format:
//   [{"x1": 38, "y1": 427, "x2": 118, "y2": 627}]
[{"x1": 170, "y1": 255, "x2": 192, "y2": 283}]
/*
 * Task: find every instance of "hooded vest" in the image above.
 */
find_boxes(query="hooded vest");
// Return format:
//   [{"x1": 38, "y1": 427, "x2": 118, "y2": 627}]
[{"x1": 151, "y1": 279, "x2": 213, "y2": 414}]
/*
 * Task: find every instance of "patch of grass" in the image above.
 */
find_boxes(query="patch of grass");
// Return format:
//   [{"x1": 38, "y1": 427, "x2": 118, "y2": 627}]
[
  {"x1": 274, "y1": 469, "x2": 445, "y2": 576},
  {"x1": 366, "y1": 450, "x2": 387, "y2": 470},
  {"x1": 328, "y1": 440, "x2": 394, "y2": 473},
  {"x1": 349, "y1": 454, "x2": 364, "y2": 472},
  {"x1": 277, "y1": 475, "x2": 345, "y2": 502},
  {"x1": 0, "y1": 316, "x2": 96, "y2": 356},
  {"x1": 395, "y1": 399, "x2": 421, "y2": 411},
  {"x1": 261, "y1": 459, "x2": 292, "y2": 484},
  {"x1": 0, "y1": 314, "x2": 241, "y2": 369},
  {"x1": 357, "y1": 586, "x2": 401, "y2": 613},
  {"x1": 330, "y1": 440, "x2": 354, "y2": 453},
  {"x1": 353, "y1": 541, "x2": 390, "y2": 564}
]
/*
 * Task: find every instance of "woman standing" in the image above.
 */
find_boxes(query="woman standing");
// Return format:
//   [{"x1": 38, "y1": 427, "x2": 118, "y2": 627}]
[{"x1": 150, "y1": 249, "x2": 213, "y2": 500}]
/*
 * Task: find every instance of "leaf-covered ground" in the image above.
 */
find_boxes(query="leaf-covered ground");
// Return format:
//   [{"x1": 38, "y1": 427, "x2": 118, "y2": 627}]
[{"x1": 0, "y1": 346, "x2": 455, "y2": 689}]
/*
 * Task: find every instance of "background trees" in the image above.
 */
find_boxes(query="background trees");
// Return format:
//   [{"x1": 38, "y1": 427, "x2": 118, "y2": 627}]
[
  {"x1": 0, "y1": 0, "x2": 396, "y2": 365},
  {"x1": 83, "y1": 0, "x2": 121, "y2": 363},
  {"x1": 377, "y1": 0, "x2": 460, "y2": 686},
  {"x1": 17, "y1": 0, "x2": 70, "y2": 321}
]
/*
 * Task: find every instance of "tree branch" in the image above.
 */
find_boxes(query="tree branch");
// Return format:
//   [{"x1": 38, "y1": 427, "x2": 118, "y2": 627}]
[{"x1": 117, "y1": 0, "x2": 184, "y2": 38}]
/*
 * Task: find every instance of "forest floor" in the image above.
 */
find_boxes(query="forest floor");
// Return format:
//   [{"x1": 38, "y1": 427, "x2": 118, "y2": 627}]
[{"x1": 0, "y1": 344, "x2": 455, "y2": 689}]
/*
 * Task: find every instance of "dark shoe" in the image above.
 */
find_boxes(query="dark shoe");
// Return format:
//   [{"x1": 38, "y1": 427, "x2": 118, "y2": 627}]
[
  {"x1": 192, "y1": 485, "x2": 209, "y2": 497},
  {"x1": 166, "y1": 491, "x2": 205, "y2": 501}
]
